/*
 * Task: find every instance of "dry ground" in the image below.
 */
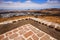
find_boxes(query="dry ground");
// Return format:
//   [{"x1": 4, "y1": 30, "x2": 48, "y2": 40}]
[
  {"x1": 0, "y1": 15, "x2": 60, "y2": 24},
  {"x1": 38, "y1": 16, "x2": 60, "y2": 24}
]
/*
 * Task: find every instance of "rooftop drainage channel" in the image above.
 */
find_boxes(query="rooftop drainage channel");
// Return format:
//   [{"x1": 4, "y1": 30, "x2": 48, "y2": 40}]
[{"x1": 0, "y1": 18, "x2": 60, "y2": 40}]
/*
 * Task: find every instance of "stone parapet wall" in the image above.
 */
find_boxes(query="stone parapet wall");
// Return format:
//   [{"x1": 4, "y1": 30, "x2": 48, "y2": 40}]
[
  {"x1": 0, "y1": 17, "x2": 60, "y2": 31},
  {"x1": 30, "y1": 17, "x2": 60, "y2": 29}
]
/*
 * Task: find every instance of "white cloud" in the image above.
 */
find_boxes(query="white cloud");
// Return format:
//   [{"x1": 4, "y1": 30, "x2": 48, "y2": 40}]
[{"x1": 0, "y1": 0, "x2": 60, "y2": 9}]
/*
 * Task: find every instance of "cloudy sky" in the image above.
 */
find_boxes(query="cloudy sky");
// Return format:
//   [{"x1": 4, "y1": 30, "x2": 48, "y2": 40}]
[{"x1": 0, "y1": 0, "x2": 60, "y2": 10}]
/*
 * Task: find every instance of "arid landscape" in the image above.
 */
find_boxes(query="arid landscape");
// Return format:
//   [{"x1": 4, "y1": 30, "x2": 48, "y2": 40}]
[
  {"x1": 0, "y1": 0, "x2": 60, "y2": 40},
  {"x1": 0, "y1": 7, "x2": 60, "y2": 40},
  {"x1": 0, "y1": 8, "x2": 60, "y2": 24}
]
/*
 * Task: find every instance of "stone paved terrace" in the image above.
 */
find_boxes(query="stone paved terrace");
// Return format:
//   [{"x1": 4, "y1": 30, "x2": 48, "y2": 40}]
[
  {"x1": 0, "y1": 24, "x2": 56, "y2": 40},
  {"x1": 0, "y1": 18, "x2": 60, "y2": 40}
]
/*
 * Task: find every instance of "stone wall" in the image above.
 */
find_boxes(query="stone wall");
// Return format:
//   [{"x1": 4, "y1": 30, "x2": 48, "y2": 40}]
[{"x1": 0, "y1": 17, "x2": 60, "y2": 31}]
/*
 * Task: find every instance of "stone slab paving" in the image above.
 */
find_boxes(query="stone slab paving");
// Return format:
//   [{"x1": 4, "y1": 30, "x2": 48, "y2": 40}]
[{"x1": 0, "y1": 24, "x2": 57, "y2": 40}]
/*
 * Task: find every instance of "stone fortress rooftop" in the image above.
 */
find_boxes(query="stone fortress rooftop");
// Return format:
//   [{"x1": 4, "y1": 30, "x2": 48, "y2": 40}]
[{"x1": 0, "y1": 16, "x2": 60, "y2": 40}]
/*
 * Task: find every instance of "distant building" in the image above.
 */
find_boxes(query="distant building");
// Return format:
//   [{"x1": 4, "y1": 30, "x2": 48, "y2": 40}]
[{"x1": 0, "y1": 13, "x2": 28, "y2": 18}]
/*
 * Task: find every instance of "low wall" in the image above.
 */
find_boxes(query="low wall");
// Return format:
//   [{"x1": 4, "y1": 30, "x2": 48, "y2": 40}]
[{"x1": 0, "y1": 17, "x2": 60, "y2": 30}]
